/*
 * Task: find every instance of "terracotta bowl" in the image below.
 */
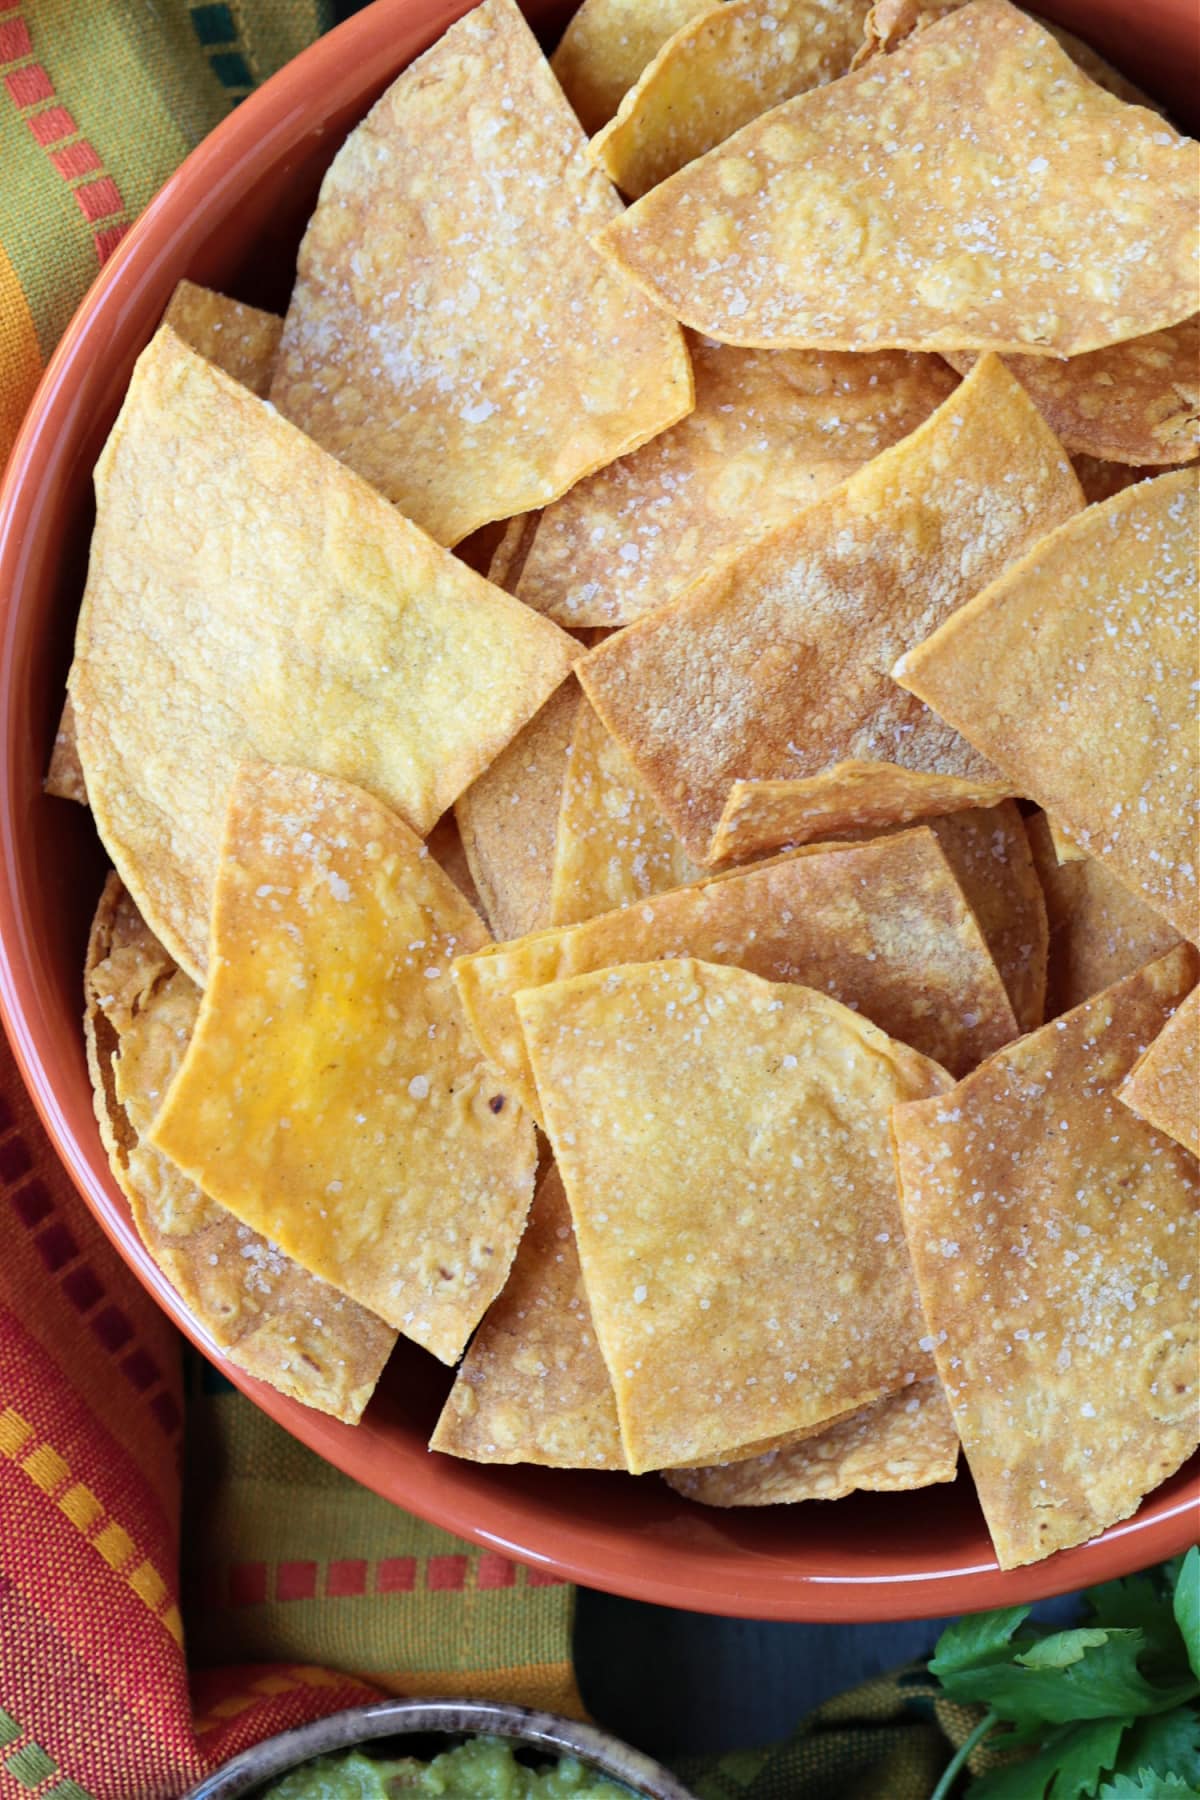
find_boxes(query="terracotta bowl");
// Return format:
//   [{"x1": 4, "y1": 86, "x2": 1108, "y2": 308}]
[
  {"x1": 1, "y1": 0, "x2": 1196, "y2": 1623},
  {"x1": 179, "y1": 1699, "x2": 696, "y2": 1800}
]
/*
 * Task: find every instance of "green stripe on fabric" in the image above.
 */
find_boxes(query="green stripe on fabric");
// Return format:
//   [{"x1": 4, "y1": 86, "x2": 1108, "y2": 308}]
[
  {"x1": 0, "y1": 107, "x2": 87, "y2": 358},
  {"x1": 229, "y1": 0, "x2": 337, "y2": 81}
]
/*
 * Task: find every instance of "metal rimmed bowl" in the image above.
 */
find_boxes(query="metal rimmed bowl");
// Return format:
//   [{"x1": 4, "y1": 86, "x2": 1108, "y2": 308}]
[{"x1": 181, "y1": 1699, "x2": 697, "y2": 1800}]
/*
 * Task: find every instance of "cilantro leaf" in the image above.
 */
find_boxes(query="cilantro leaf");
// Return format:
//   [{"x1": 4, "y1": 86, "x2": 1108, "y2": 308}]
[
  {"x1": 1088, "y1": 1571, "x2": 1187, "y2": 1674},
  {"x1": 947, "y1": 1628, "x2": 1187, "y2": 1731},
  {"x1": 1115, "y1": 1707, "x2": 1200, "y2": 1786},
  {"x1": 1175, "y1": 1549, "x2": 1200, "y2": 1684},
  {"x1": 1097, "y1": 1774, "x2": 1200, "y2": 1797},
  {"x1": 931, "y1": 1606, "x2": 1034, "y2": 1684},
  {"x1": 966, "y1": 1719, "x2": 1125, "y2": 1800},
  {"x1": 1019, "y1": 1631, "x2": 1113, "y2": 1671}
]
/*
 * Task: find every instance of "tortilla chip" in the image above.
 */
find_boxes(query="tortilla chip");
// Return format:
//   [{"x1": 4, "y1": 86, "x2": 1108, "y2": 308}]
[
  {"x1": 456, "y1": 827, "x2": 1019, "y2": 1123},
  {"x1": 430, "y1": 1164, "x2": 625, "y2": 1468},
  {"x1": 590, "y1": 0, "x2": 873, "y2": 200},
  {"x1": 896, "y1": 466, "x2": 1200, "y2": 944},
  {"x1": 892, "y1": 944, "x2": 1200, "y2": 1569},
  {"x1": 148, "y1": 764, "x2": 538, "y2": 1362},
  {"x1": 598, "y1": 1, "x2": 1199, "y2": 356},
  {"x1": 1026, "y1": 812, "x2": 1181, "y2": 1019},
  {"x1": 162, "y1": 279, "x2": 282, "y2": 398},
  {"x1": 456, "y1": 681, "x2": 581, "y2": 943},
  {"x1": 518, "y1": 959, "x2": 951, "y2": 1472},
  {"x1": 663, "y1": 1377, "x2": 959, "y2": 1504},
  {"x1": 550, "y1": 698, "x2": 702, "y2": 927},
  {"x1": 69, "y1": 326, "x2": 574, "y2": 981},
  {"x1": 425, "y1": 811, "x2": 483, "y2": 915},
  {"x1": 581, "y1": 356, "x2": 1080, "y2": 861},
  {"x1": 855, "y1": 0, "x2": 1164, "y2": 113},
  {"x1": 1046, "y1": 814, "x2": 1087, "y2": 865},
  {"x1": 1118, "y1": 985, "x2": 1200, "y2": 1159},
  {"x1": 944, "y1": 318, "x2": 1200, "y2": 466},
  {"x1": 83, "y1": 876, "x2": 395, "y2": 1424},
  {"x1": 709, "y1": 767, "x2": 1015, "y2": 863},
  {"x1": 45, "y1": 694, "x2": 88, "y2": 805},
  {"x1": 486, "y1": 515, "x2": 543, "y2": 593},
  {"x1": 551, "y1": 0, "x2": 716, "y2": 134},
  {"x1": 513, "y1": 338, "x2": 957, "y2": 627},
  {"x1": 270, "y1": 0, "x2": 692, "y2": 547}
]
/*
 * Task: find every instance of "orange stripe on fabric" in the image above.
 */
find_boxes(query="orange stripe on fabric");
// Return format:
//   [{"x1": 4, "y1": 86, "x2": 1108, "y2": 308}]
[
  {"x1": 0, "y1": 234, "x2": 41, "y2": 469},
  {"x1": 0, "y1": 0, "x2": 130, "y2": 264}
]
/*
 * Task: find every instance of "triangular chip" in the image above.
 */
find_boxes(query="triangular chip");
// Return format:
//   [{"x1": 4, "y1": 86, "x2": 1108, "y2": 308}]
[
  {"x1": 68, "y1": 327, "x2": 574, "y2": 980},
  {"x1": 1026, "y1": 812, "x2": 1181, "y2": 1019},
  {"x1": 84, "y1": 876, "x2": 396, "y2": 1424},
  {"x1": 430, "y1": 1164, "x2": 625, "y2": 1468},
  {"x1": 45, "y1": 693, "x2": 87, "y2": 805},
  {"x1": 551, "y1": 0, "x2": 717, "y2": 134},
  {"x1": 1118, "y1": 985, "x2": 1200, "y2": 1160},
  {"x1": 581, "y1": 356, "x2": 1080, "y2": 861},
  {"x1": 550, "y1": 697, "x2": 702, "y2": 926},
  {"x1": 513, "y1": 338, "x2": 956, "y2": 627},
  {"x1": 269, "y1": 0, "x2": 692, "y2": 546},
  {"x1": 590, "y1": 0, "x2": 872, "y2": 199},
  {"x1": 708, "y1": 767, "x2": 1014, "y2": 864},
  {"x1": 456, "y1": 681, "x2": 582, "y2": 943},
  {"x1": 455, "y1": 827, "x2": 1019, "y2": 1122},
  {"x1": 944, "y1": 318, "x2": 1200, "y2": 466},
  {"x1": 486, "y1": 514, "x2": 543, "y2": 594},
  {"x1": 162, "y1": 279, "x2": 282, "y2": 397},
  {"x1": 892, "y1": 944, "x2": 1200, "y2": 1569},
  {"x1": 663, "y1": 1377, "x2": 959, "y2": 1504},
  {"x1": 896, "y1": 467, "x2": 1200, "y2": 943},
  {"x1": 518, "y1": 959, "x2": 952, "y2": 1472},
  {"x1": 148, "y1": 764, "x2": 538, "y2": 1362},
  {"x1": 598, "y1": 1, "x2": 1199, "y2": 355}
]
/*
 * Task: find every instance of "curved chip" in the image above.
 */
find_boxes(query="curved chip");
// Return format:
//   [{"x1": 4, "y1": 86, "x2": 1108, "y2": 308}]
[
  {"x1": 513, "y1": 338, "x2": 956, "y2": 627},
  {"x1": 944, "y1": 318, "x2": 1200, "y2": 466},
  {"x1": 518, "y1": 958, "x2": 952, "y2": 1472},
  {"x1": 590, "y1": 0, "x2": 872, "y2": 200},
  {"x1": 895, "y1": 467, "x2": 1200, "y2": 943},
  {"x1": 455, "y1": 826, "x2": 1019, "y2": 1121},
  {"x1": 663, "y1": 1378, "x2": 959, "y2": 1504},
  {"x1": 68, "y1": 326, "x2": 574, "y2": 980},
  {"x1": 580, "y1": 356, "x2": 1080, "y2": 862},
  {"x1": 430, "y1": 1163, "x2": 625, "y2": 1468},
  {"x1": 892, "y1": 944, "x2": 1200, "y2": 1568},
  {"x1": 270, "y1": 0, "x2": 692, "y2": 546},
  {"x1": 598, "y1": 0, "x2": 1199, "y2": 356},
  {"x1": 84, "y1": 876, "x2": 395, "y2": 1424},
  {"x1": 551, "y1": 0, "x2": 717, "y2": 135},
  {"x1": 148, "y1": 764, "x2": 538, "y2": 1363},
  {"x1": 1118, "y1": 984, "x2": 1200, "y2": 1160},
  {"x1": 550, "y1": 697, "x2": 702, "y2": 926}
]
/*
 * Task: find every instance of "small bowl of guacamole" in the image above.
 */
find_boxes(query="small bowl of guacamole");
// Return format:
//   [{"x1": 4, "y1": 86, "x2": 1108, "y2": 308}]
[{"x1": 181, "y1": 1700, "x2": 697, "y2": 1800}]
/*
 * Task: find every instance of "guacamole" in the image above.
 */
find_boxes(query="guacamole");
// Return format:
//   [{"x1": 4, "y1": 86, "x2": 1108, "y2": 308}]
[{"x1": 259, "y1": 1734, "x2": 635, "y2": 1800}]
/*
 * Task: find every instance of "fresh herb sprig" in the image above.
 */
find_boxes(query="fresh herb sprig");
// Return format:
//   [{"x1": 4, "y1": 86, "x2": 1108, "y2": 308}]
[{"x1": 928, "y1": 1547, "x2": 1200, "y2": 1799}]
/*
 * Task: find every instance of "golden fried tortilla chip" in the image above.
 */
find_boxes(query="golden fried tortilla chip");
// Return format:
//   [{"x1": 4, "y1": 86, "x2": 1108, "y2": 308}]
[
  {"x1": 519, "y1": 959, "x2": 951, "y2": 1472},
  {"x1": 486, "y1": 515, "x2": 543, "y2": 593},
  {"x1": 425, "y1": 811, "x2": 484, "y2": 914},
  {"x1": 84, "y1": 876, "x2": 395, "y2": 1424},
  {"x1": 590, "y1": 0, "x2": 873, "y2": 199},
  {"x1": 855, "y1": 0, "x2": 1164, "y2": 112},
  {"x1": 1026, "y1": 812, "x2": 1181, "y2": 1018},
  {"x1": 663, "y1": 1377, "x2": 958, "y2": 1503},
  {"x1": 456, "y1": 827, "x2": 1018, "y2": 1121},
  {"x1": 709, "y1": 767, "x2": 1014, "y2": 864},
  {"x1": 551, "y1": 0, "x2": 716, "y2": 134},
  {"x1": 1045, "y1": 815, "x2": 1087, "y2": 865},
  {"x1": 45, "y1": 694, "x2": 87, "y2": 805},
  {"x1": 944, "y1": 318, "x2": 1200, "y2": 466},
  {"x1": 896, "y1": 466, "x2": 1200, "y2": 943},
  {"x1": 892, "y1": 944, "x2": 1200, "y2": 1569},
  {"x1": 598, "y1": 1, "x2": 1199, "y2": 355},
  {"x1": 513, "y1": 338, "x2": 957, "y2": 627},
  {"x1": 162, "y1": 280, "x2": 282, "y2": 398},
  {"x1": 456, "y1": 681, "x2": 582, "y2": 942},
  {"x1": 550, "y1": 698, "x2": 702, "y2": 926},
  {"x1": 1118, "y1": 984, "x2": 1200, "y2": 1159},
  {"x1": 270, "y1": 0, "x2": 692, "y2": 547},
  {"x1": 148, "y1": 764, "x2": 538, "y2": 1362},
  {"x1": 430, "y1": 1164, "x2": 625, "y2": 1468},
  {"x1": 581, "y1": 356, "x2": 1079, "y2": 861},
  {"x1": 69, "y1": 327, "x2": 574, "y2": 980}
]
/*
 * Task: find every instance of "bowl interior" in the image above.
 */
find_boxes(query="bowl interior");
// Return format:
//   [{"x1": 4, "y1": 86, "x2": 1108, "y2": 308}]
[{"x1": 1, "y1": 0, "x2": 1197, "y2": 1623}]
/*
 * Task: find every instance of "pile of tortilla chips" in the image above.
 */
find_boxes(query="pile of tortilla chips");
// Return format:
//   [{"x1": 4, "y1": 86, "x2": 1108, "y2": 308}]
[{"x1": 55, "y1": 0, "x2": 1197, "y2": 1568}]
